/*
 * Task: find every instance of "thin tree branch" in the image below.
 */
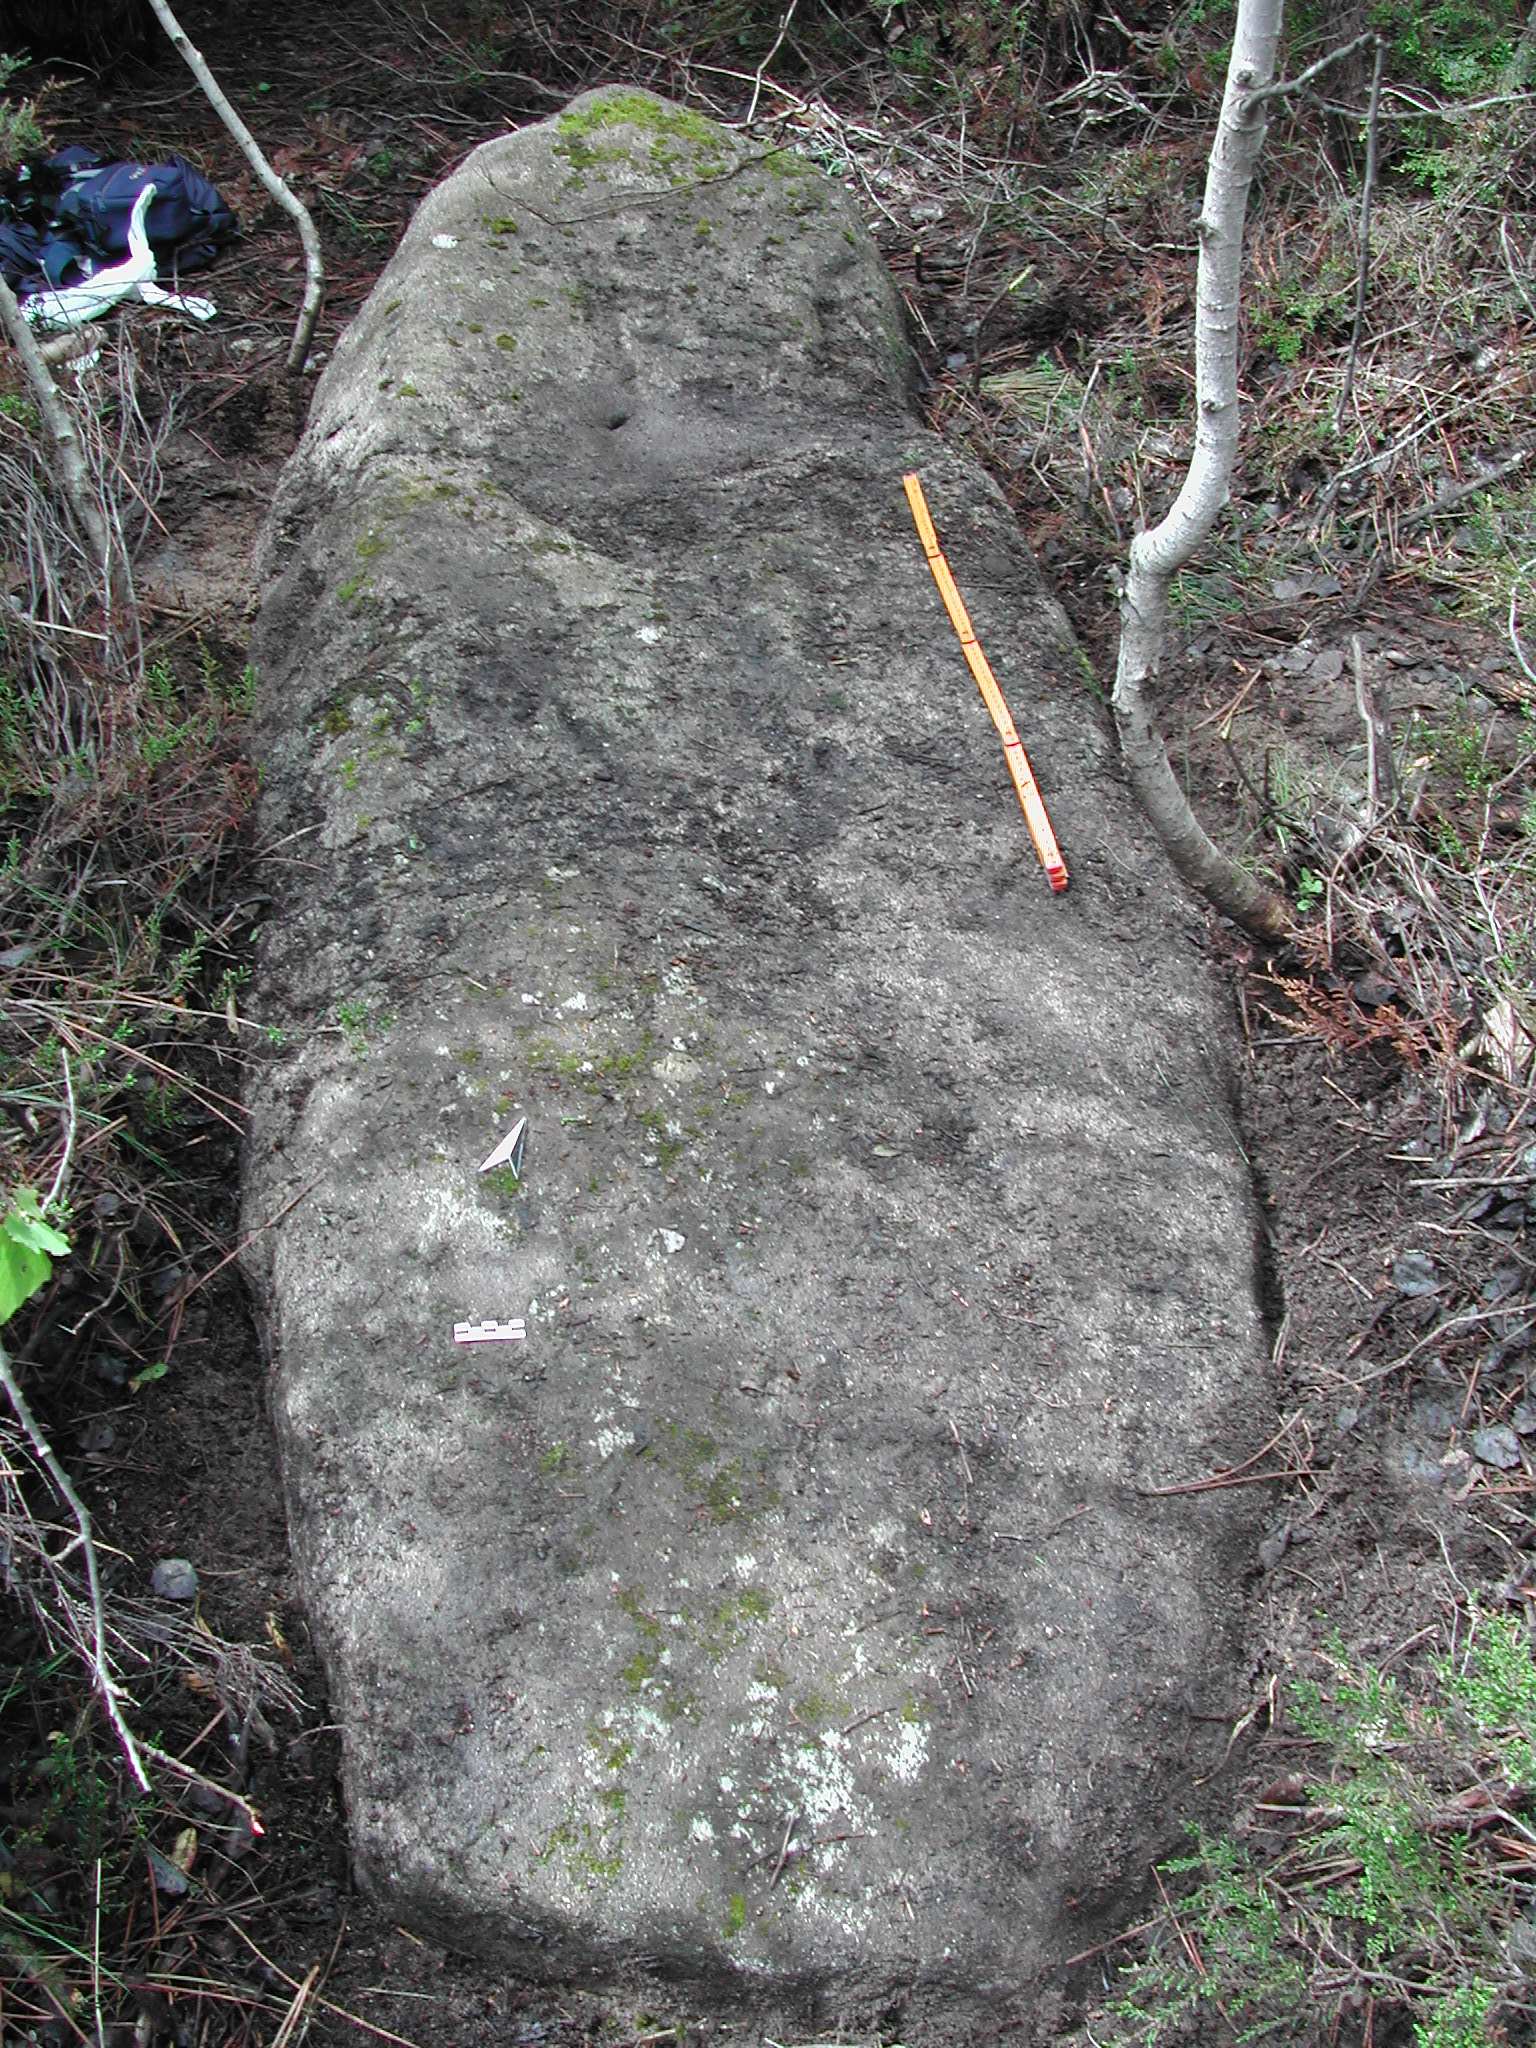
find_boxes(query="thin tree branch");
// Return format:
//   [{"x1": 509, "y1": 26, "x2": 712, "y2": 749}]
[
  {"x1": 44, "y1": 1050, "x2": 77, "y2": 1214},
  {"x1": 1251, "y1": 29, "x2": 1378, "y2": 105},
  {"x1": 0, "y1": 1338, "x2": 150, "y2": 1791},
  {"x1": 744, "y1": 0, "x2": 799, "y2": 128},
  {"x1": 1335, "y1": 36, "x2": 1385, "y2": 432},
  {"x1": 144, "y1": 0, "x2": 325, "y2": 374}
]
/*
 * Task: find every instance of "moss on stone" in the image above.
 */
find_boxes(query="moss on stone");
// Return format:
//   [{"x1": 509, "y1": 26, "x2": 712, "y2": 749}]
[{"x1": 555, "y1": 91, "x2": 733, "y2": 184}]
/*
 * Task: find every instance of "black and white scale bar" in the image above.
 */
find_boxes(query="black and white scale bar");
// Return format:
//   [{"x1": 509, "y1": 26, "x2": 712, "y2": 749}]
[{"x1": 452, "y1": 1318, "x2": 527, "y2": 1345}]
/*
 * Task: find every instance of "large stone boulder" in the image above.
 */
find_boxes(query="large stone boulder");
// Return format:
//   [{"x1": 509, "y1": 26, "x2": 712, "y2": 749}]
[{"x1": 245, "y1": 86, "x2": 1271, "y2": 2032}]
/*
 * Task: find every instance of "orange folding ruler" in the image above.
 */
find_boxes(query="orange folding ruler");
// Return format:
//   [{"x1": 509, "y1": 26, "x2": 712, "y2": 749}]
[{"x1": 902, "y1": 472, "x2": 1068, "y2": 893}]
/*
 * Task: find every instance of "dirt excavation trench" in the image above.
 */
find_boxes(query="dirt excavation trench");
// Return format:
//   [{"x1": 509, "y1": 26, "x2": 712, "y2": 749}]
[{"x1": 241, "y1": 85, "x2": 1273, "y2": 2030}]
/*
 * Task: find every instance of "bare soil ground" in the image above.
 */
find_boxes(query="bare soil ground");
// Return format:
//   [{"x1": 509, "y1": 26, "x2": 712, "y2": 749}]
[{"x1": 3, "y1": 3, "x2": 1532, "y2": 2043}]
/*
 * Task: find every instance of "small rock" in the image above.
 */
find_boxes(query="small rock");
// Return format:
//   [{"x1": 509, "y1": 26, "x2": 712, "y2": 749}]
[
  {"x1": 1281, "y1": 641, "x2": 1316, "y2": 675},
  {"x1": 92, "y1": 1353, "x2": 128, "y2": 1387},
  {"x1": 151, "y1": 1557, "x2": 199, "y2": 1602},
  {"x1": 77, "y1": 1418, "x2": 116, "y2": 1453},
  {"x1": 1256, "y1": 1771, "x2": 1306, "y2": 1807},
  {"x1": 1440, "y1": 1445, "x2": 1474, "y2": 1483},
  {"x1": 1309, "y1": 647, "x2": 1344, "y2": 681},
  {"x1": 1258, "y1": 1519, "x2": 1291, "y2": 1572},
  {"x1": 1471, "y1": 1424, "x2": 1522, "y2": 1471},
  {"x1": 658, "y1": 1229, "x2": 686, "y2": 1256},
  {"x1": 1512, "y1": 1402, "x2": 1536, "y2": 1436},
  {"x1": 1411, "y1": 1396, "x2": 1458, "y2": 1441},
  {"x1": 1353, "y1": 973, "x2": 1397, "y2": 1009},
  {"x1": 92, "y1": 1190, "x2": 122, "y2": 1221},
  {"x1": 1482, "y1": 1267, "x2": 1522, "y2": 1304},
  {"x1": 1307, "y1": 573, "x2": 1342, "y2": 598},
  {"x1": 1336, "y1": 1404, "x2": 1361, "y2": 1433},
  {"x1": 1271, "y1": 575, "x2": 1304, "y2": 601},
  {"x1": 1397, "y1": 1444, "x2": 1448, "y2": 1486},
  {"x1": 1392, "y1": 1250, "x2": 1439, "y2": 1297},
  {"x1": 144, "y1": 1843, "x2": 190, "y2": 1895}
]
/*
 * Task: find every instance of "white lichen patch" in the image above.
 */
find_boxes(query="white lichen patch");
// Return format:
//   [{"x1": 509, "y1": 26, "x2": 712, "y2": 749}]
[
  {"x1": 797, "y1": 1735, "x2": 856, "y2": 1830},
  {"x1": 417, "y1": 1178, "x2": 502, "y2": 1258},
  {"x1": 886, "y1": 1715, "x2": 929, "y2": 1783}
]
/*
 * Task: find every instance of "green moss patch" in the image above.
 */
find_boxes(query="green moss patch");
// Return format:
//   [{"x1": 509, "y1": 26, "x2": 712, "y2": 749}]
[{"x1": 555, "y1": 91, "x2": 734, "y2": 183}]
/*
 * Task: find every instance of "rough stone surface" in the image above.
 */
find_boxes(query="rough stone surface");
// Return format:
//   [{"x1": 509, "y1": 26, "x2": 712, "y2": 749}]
[{"x1": 245, "y1": 87, "x2": 1272, "y2": 2029}]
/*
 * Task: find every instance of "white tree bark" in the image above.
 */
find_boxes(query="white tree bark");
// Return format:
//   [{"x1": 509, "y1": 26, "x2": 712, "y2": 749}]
[
  {"x1": 1111, "y1": 0, "x2": 1291, "y2": 940},
  {"x1": 145, "y1": 0, "x2": 325, "y2": 375},
  {"x1": 0, "y1": 272, "x2": 111, "y2": 567}
]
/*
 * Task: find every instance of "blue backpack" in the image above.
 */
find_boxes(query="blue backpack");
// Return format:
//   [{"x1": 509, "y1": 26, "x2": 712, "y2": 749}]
[
  {"x1": 52, "y1": 150, "x2": 235, "y2": 280},
  {"x1": 0, "y1": 148, "x2": 234, "y2": 295}
]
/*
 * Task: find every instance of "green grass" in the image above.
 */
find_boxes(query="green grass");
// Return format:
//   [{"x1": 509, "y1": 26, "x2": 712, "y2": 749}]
[{"x1": 1106, "y1": 1613, "x2": 1536, "y2": 2048}]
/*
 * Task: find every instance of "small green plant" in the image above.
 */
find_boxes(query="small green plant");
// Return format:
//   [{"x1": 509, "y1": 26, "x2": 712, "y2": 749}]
[
  {"x1": 1295, "y1": 866, "x2": 1324, "y2": 914},
  {"x1": 1106, "y1": 1614, "x2": 1536, "y2": 2048},
  {"x1": 144, "y1": 658, "x2": 177, "y2": 706},
  {"x1": 0, "y1": 51, "x2": 47, "y2": 170},
  {"x1": 335, "y1": 996, "x2": 370, "y2": 1053},
  {"x1": 1369, "y1": 0, "x2": 1521, "y2": 95},
  {"x1": 1424, "y1": 716, "x2": 1498, "y2": 796},
  {"x1": 0, "y1": 1184, "x2": 71, "y2": 1325}
]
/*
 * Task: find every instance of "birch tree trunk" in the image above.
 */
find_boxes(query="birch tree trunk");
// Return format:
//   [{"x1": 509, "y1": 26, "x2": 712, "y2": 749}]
[{"x1": 1111, "y1": 0, "x2": 1291, "y2": 941}]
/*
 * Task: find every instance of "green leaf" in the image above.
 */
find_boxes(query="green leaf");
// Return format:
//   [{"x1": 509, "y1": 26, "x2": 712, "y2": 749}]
[
  {"x1": 0, "y1": 1187, "x2": 71, "y2": 1326},
  {"x1": 4, "y1": 1187, "x2": 71, "y2": 1259},
  {"x1": 0, "y1": 1232, "x2": 52, "y2": 1326}
]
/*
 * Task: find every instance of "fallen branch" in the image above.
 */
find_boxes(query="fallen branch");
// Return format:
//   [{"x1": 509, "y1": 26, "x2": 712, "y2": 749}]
[
  {"x1": 144, "y1": 0, "x2": 325, "y2": 374},
  {"x1": 1396, "y1": 445, "x2": 1533, "y2": 534},
  {"x1": 1140, "y1": 1409, "x2": 1310, "y2": 1496}
]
